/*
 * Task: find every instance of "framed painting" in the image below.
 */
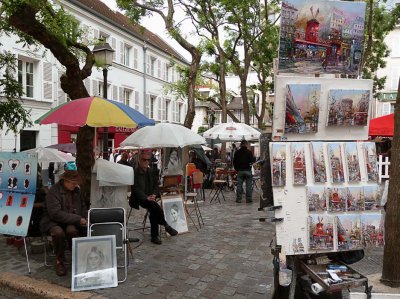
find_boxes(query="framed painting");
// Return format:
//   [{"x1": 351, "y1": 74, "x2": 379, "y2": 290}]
[
  {"x1": 341, "y1": 187, "x2": 364, "y2": 212},
  {"x1": 343, "y1": 142, "x2": 361, "y2": 182},
  {"x1": 72, "y1": 236, "x2": 118, "y2": 292},
  {"x1": 271, "y1": 143, "x2": 287, "y2": 187},
  {"x1": 327, "y1": 143, "x2": 344, "y2": 183},
  {"x1": 310, "y1": 142, "x2": 326, "y2": 183},
  {"x1": 162, "y1": 194, "x2": 188, "y2": 234},
  {"x1": 363, "y1": 142, "x2": 378, "y2": 182},
  {"x1": 306, "y1": 186, "x2": 327, "y2": 212},
  {"x1": 284, "y1": 84, "x2": 320, "y2": 134},
  {"x1": 327, "y1": 187, "x2": 345, "y2": 212},
  {"x1": 163, "y1": 148, "x2": 183, "y2": 176},
  {"x1": 363, "y1": 185, "x2": 381, "y2": 211},
  {"x1": 291, "y1": 143, "x2": 307, "y2": 185},
  {"x1": 361, "y1": 214, "x2": 384, "y2": 248},
  {"x1": 336, "y1": 215, "x2": 362, "y2": 251},
  {"x1": 308, "y1": 215, "x2": 334, "y2": 251}
]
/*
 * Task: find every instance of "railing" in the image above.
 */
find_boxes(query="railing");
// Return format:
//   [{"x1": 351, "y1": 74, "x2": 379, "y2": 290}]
[{"x1": 378, "y1": 155, "x2": 390, "y2": 183}]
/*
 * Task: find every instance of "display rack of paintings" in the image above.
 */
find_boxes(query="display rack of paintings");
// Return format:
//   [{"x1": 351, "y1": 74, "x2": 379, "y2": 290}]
[
  {"x1": 308, "y1": 215, "x2": 334, "y2": 251},
  {"x1": 361, "y1": 214, "x2": 385, "y2": 248},
  {"x1": 307, "y1": 186, "x2": 327, "y2": 212},
  {"x1": 336, "y1": 215, "x2": 363, "y2": 251},
  {"x1": 291, "y1": 143, "x2": 307, "y2": 185},
  {"x1": 363, "y1": 142, "x2": 378, "y2": 182},
  {"x1": 344, "y1": 142, "x2": 361, "y2": 182},
  {"x1": 310, "y1": 142, "x2": 326, "y2": 183},
  {"x1": 271, "y1": 143, "x2": 287, "y2": 187},
  {"x1": 327, "y1": 143, "x2": 345, "y2": 183}
]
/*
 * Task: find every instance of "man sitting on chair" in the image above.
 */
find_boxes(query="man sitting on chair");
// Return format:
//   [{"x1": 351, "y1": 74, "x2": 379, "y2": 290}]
[
  {"x1": 130, "y1": 150, "x2": 178, "y2": 245},
  {"x1": 40, "y1": 168, "x2": 87, "y2": 276}
]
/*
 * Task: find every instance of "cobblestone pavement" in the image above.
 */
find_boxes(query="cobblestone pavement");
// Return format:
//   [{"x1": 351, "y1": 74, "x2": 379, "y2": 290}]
[{"x1": 0, "y1": 189, "x2": 277, "y2": 299}]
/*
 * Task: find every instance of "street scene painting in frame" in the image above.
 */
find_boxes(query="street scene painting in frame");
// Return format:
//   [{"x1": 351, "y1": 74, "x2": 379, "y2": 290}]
[
  {"x1": 271, "y1": 143, "x2": 287, "y2": 187},
  {"x1": 162, "y1": 194, "x2": 188, "y2": 234},
  {"x1": 309, "y1": 215, "x2": 334, "y2": 251},
  {"x1": 291, "y1": 142, "x2": 307, "y2": 185},
  {"x1": 361, "y1": 214, "x2": 384, "y2": 248},
  {"x1": 363, "y1": 142, "x2": 378, "y2": 182},
  {"x1": 363, "y1": 185, "x2": 381, "y2": 211},
  {"x1": 341, "y1": 186, "x2": 364, "y2": 212},
  {"x1": 284, "y1": 84, "x2": 320, "y2": 134},
  {"x1": 344, "y1": 142, "x2": 361, "y2": 182},
  {"x1": 336, "y1": 215, "x2": 362, "y2": 251},
  {"x1": 306, "y1": 186, "x2": 327, "y2": 212},
  {"x1": 72, "y1": 236, "x2": 118, "y2": 292},
  {"x1": 326, "y1": 89, "x2": 370, "y2": 127},
  {"x1": 327, "y1": 187, "x2": 345, "y2": 212},
  {"x1": 310, "y1": 142, "x2": 326, "y2": 183},
  {"x1": 278, "y1": 0, "x2": 366, "y2": 75},
  {"x1": 327, "y1": 143, "x2": 344, "y2": 183}
]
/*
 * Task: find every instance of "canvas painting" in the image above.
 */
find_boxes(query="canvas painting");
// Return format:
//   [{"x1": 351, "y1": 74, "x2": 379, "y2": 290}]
[
  {"x1": 363, "y1": 185, "x2": 381, "y2": 211},
  {"x1": 162, "y1": 194, "x2": 189, "y2": 234},
  {"x1": 306, "y1": 186, "x2": 327, "y2": 212},
  {"x1": 271, "y1": 143, "x2": 287, "y2": 187},
  {"x1": 361, "y1": 214, "x2": 384, "y2": 248},
  {"x1": 327, "y1": 143, "x2": 344, "y2": 183},
  {"x1": 278, "y1": 0, "x2": 366, "y2": 75},
  {"x1": 310, "y1": 142, "x2": 326, "y2": 183},
  {"x1": 292, "y1": 237, "x2": 305, "y2": 253},
  {"x1": 344, "y1": 142, "x2": 361, "y2": 182},
  {"x1": 363, "y1": 142, "x2": 378, "y2": 182},
  {"x1": 341, "y1": 187, "x2": 364, "y2": 212},
  {"x1": 309, "y1": 215, "x2": 334, "y2": 251},
  {"x1": 327, "y1": 187, "x2": 345, "y2": 212},
  {"x1": 336, "y1": 215, "x2": 362, "y2": 251},
  {"x1": 284, "y1": 84, "x2": 320, "y2": 134},
  {"x1": 291, "y1": 143, "x2": 307, "y2": 185},
  {"x1": 72, "y1": 236, "x2": 118, "y2": 292},
  {"x1": 326, "y1": 89, "x2": 370, "y2": 127}
]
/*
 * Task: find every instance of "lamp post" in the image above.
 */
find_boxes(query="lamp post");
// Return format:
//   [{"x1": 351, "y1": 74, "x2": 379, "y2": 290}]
[{"x1": 93, "y1": 42, "x2": 114, "y2": 160}]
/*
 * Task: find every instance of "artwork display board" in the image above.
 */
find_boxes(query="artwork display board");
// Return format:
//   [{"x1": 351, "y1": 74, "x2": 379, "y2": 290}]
[
  {"x1": 272, "y1": 75, "x2": 373, "y2": 141},
  {"x1": 271, "y1": 141, "x2": 384, "y2": 255},
  {"x1": 0, "y1": 152, "x2": 38, "y2": 236}
]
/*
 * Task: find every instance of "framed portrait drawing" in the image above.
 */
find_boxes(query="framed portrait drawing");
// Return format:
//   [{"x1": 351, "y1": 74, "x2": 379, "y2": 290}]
[
  {"x1": 163, "y1": 147, "x2": 183, "y2": 176},
  {"x1": 72, "y1": 236, "x2": 118, "y2": 292},
  {"x1": 162, "y1": 194, "x2": 188, "y2": 234}
]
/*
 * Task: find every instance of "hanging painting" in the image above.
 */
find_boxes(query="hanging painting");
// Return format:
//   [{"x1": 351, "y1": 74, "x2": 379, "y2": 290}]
[
  {"x1": 291, "y1": 143, "x2": 307, "y2": 185},
  {"x1": 284, "y1": 84, "x2": 321, "y2": 134},
  {"x1": 310, "y1": 142, "x2": 326, "y2": 183},
  {"x1": 327, "y1": 143, "x2": 344, "y2": 183},
  {"x1": 336, "y1": 215, "x2": 362, "y2": 251},
  {"x1": 327, "y1": 187, "x2": 345, "y2": 212},
  {"x1": 344, "y1": 142, "x2": 361, "y2": 182},
  {"x1": 278, "y1": 0, "x2": 366, "y2": 75},
  {"x1": 306, "y1": 186, "x2": 327, "y2": 212},
  {"x1": 271, "y1": 143, "x2": 287, "y2": 187},
  {"x1": 326, "y1": 89, "x2": 370, "y2": 126},
  {"x1": 363, "y1": 142, "x2": 378, "y2": 182},
  {"x1": 309, "y1": 215, "x2": 334, "y2": 251},
  {"x1": 361, "y1": 214, "x2": 384, "y2": 248},
  {"x1": 341, "y1": 187, "x2": 364, "y2": 212},
  {"x1": 363, "y1": 185, "x2": 381, "y2": 211}
]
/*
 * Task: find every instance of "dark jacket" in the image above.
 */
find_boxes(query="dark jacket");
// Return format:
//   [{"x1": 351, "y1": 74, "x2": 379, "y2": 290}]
[
  {"x1": 233, "y1": 146, "x2": 255, "y2": 171},
  {"x1": 40, "y1": 180, "x2": 87, "y2": 233},
  {"x1": 130, "y1": 167, "x2": 158, "y2": 210}
]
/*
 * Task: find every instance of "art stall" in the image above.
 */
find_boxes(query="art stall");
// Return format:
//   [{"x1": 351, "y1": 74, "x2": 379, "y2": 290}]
[{"x1": 268, "y1": 0, "x2": 381, "y2": 298}]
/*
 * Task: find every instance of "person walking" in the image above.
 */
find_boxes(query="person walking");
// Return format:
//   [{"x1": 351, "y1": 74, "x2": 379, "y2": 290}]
[{"x1": 233, "y1": 140, "x2": 256, "y2": 203}]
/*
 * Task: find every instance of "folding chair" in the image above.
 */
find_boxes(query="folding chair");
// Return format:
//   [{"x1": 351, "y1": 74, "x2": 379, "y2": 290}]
[
  {"x1": 210, "y1": 168, "x2": 228, "y2": 203},
  {"x1": 87, "y1": 207, "x2": 128, "y2": 283}
]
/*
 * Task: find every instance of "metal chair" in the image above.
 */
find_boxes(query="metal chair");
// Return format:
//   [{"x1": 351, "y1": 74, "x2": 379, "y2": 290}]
[{"x1": 87, "y1": 207, "x2": 128, "y2": 283}]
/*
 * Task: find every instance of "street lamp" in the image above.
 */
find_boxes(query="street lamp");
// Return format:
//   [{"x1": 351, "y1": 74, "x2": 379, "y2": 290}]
[{"x1": 93, "y1": 42, "x2": 114, "y2": 160}]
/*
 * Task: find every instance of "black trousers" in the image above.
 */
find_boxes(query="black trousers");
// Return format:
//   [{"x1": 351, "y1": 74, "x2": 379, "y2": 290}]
[{"x1": 139, "y1": 199, "x2": 167, "y2": 237}]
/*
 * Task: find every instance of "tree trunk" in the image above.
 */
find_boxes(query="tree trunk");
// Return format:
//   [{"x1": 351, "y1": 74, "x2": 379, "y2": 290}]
[
  {"x1": 240, "y1": 75, "x2": 250, "y2": 125},
  {"x1": 184, "y1": 51, "x2": 201, "y2": 129},
  {"x1": 381, "y1": 77, "x2": 400, "y2": 287}
]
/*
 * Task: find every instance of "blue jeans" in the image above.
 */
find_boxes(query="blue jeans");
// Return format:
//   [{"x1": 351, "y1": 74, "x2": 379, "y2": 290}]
[{"x1": 236, "y1": 170, "x2": 253, "y2": 202}]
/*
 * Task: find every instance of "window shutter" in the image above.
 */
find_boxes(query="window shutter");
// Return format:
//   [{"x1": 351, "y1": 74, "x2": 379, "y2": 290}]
[
  {"x1": 157, "y1": 96, "x2": 162, "y2": 121},
  {"x1": 82, "y1": 24, "x2": 89, "y2": 44},
  {"x1": 172, "y1": 68, "x2": 175, "y2": 82},
  {"x1": 84, "y1": 78, "x2": 90, "y2": 93},
  {"x1": 120, "y1": 41, "x2": 124, "y2": 64},
  {"x1": 145, "y1": 94, "x2": 150, "y2": 117},
  {"x1": 146, "y1": 55, "x2": 150, "y2": 74},
  {"x1": 112, "y1": 85, "x2": 118, "y2": 101},
  {"x1": 134, "y1": 48, "x2": 138, "y2": 69},
  {"x1": 92, "y1": 80, "x2": 98, "y2": 96},
  {"x1": 135, "y1": 91, "x2": 140, "y2": 110},
  {"x1": 382, "y1": 103, "x2": 391, "y2": 116},
  {"x1": 93, "y1": 29, "x2": 99, "y2": 40},
  {"x1": 57, "y1": 71, "x2": 66, "y2": 105},
  {"x1": 111, "y1": 37, "x2": 117, "y2": 61},
  {"x1": 119, "y1": 87, "x2": 124, "y2": 102},
  {"x1": 43, "y1": 62, "x2": 53, "y2": 100},
  {"x1": 157, "y1": 60, "x2": 161, "y2": 78},
  {"x1": 162, "y1": 99, "x2": 167, "y2": 121}
]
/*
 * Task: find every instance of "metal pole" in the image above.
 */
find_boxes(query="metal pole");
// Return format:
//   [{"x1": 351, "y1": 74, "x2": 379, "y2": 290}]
[{"x1": 102, "y1": 68, "x2": 109, "y2": 160}]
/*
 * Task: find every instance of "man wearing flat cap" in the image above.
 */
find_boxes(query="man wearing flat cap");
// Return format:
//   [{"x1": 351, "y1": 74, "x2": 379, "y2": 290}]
[{"x1": 40, "y1": 170, "x2": 88, "y2": 276}]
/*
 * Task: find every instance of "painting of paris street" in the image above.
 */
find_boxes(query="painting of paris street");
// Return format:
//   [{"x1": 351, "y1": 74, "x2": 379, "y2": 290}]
[
  {"x1": 285, "y1": 84, "x2": 321, "y2": 134},
  {"x1": 341, "y1": 187, "x2": 364, "y2": 212},
  {"x1": 309, "y1": 215, "x2": 334, "y2": 251},
  {"x1": 310, "y1": 142, "x2": 326, "y2": 183},
  {"x1": 307, "y1": 186, "x2": 327, "y2": 212},
  {"x1": 344, "y1": 142, "x2": 361, "y2": 182},
  {"x1": 336, "y1": 215, "x2": 363, "y2": 251},
  {"x1": 327, "y1": 187, "x2": 345, "y2": 213},
  {"x1": 271, "y1": 144, "x2": 287, "y2": 187},
  {"x1": 363, "y1": 185, "x2": 381, "y2": 211},
  {"x1": 361, "y1": 214, "x2": 384, "y2": 248},
  {"x1": 326, "y1": 89, "x2": 370, "y2": 127},
  {"x1": 279, "y1": 0, "x2": 366, "y2": 75},
  {"x1": 363, "y1": 142, "x2": 378, "y2": 182},
  {"x1": 291, "y1": 143, "x2": 307, "y2": 185},
  {"x1": 327, "y1": 143, "x2": 344, "y2": 183}
]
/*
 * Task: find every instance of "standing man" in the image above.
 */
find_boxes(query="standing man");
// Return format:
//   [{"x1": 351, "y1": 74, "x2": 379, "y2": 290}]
[
  {"x1": 233, "y1": 140, "x2": 256, "y2": 203},
  {"x1": 130, "y1": 150, "x2": 178, "y2": 245},
  {"x1": 40, "y1": 169, "x2": 88, "y2": 276}
]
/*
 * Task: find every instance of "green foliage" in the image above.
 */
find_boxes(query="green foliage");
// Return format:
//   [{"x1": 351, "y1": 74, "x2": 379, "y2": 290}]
[{"x1": 197, "y1": 126, "x2": 208, "y2": 134}]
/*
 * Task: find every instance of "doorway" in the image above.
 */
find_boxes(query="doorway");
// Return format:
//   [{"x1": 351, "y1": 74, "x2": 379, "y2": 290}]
[{"x1": 20, "y1": 130, "x2": 37, "y2": 151}]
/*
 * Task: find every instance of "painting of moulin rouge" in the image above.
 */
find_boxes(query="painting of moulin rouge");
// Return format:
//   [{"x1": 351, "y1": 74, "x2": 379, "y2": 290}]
[
  {"x1": 291, "y1": 143, "x2": 307, "y2": 184},
  {"x1": 285, "y1": 84, "x2": 321, "y2": 134},
  {"x1": 279, "y1": 0, "x2": 366, "y2": 75},
  {"x1": 327, "y1": 89, "x2": 370, "y2": 126},
  {"x1": 309, "y1": 215, "x2": 334, "y2": 251}
]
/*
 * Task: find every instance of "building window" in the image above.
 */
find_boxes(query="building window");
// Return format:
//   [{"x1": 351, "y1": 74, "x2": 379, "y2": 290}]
[
  {"x1": 178, "y1": 103, "x2": 183, "y2": 123},
  {"x1": 123, "y1": 89, "x2": 132, "y2": 107},
  {"x1": 18, "y1": 60, "x2": 34, "y2": 98},
  {"x1": 150, "y1": 96, "x2": 156, "y2": 119},
  {"x1": 165, "y1": 99, "x2": 170, "y2": 121},
  {"x1": 150, "y1": 57, "x2": 156, "y2": 76},
  {"x1": 123, "y1": 45, "x2": 131, "y2": 67}
]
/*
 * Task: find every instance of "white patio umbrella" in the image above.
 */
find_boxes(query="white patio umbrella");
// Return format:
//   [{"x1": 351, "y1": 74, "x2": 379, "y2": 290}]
[
  {"x1": 23, "y1": 147, "x2": 75, "y2": 164},
  {"x1": 121, "y1": 123, "x2": 206, "y2": 148},
  {"x1": 203, "y1": 122, "x2": 261, "y2": 141}
]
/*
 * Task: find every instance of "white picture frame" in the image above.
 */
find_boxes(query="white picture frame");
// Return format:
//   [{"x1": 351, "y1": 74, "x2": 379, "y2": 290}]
[
  {"x1": 71, "y1": 235, "x2": 118, "y2": 292},
  {"x1": 162, "y1": 194, "x2": 188, "y2": 234}
]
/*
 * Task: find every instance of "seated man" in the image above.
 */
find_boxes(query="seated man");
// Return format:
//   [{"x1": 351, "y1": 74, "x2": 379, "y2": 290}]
[
  {"x1": 130, "y1": 150, "x2": 178, "y2": 245},
  {"x1": 40, "y1": 169, "x2": 88, "y2": 276}
]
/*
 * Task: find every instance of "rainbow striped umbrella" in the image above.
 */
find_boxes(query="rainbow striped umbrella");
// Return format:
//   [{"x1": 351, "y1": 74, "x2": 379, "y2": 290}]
[{"x1": 35, "y1": 96, "x2": 155, "y2": 128}]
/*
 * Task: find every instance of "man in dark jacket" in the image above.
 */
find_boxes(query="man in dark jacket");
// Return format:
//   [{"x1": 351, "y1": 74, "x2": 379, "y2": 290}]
[
  {"x1": 40, "y1": 170, "x2": 87, "y2": 276},
  {"x1": 233, "y1": 140, "x2": 256, "y2": 203},
  {"x1": 130, "y1": 151, "x2": 178, "y2": 245}
]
